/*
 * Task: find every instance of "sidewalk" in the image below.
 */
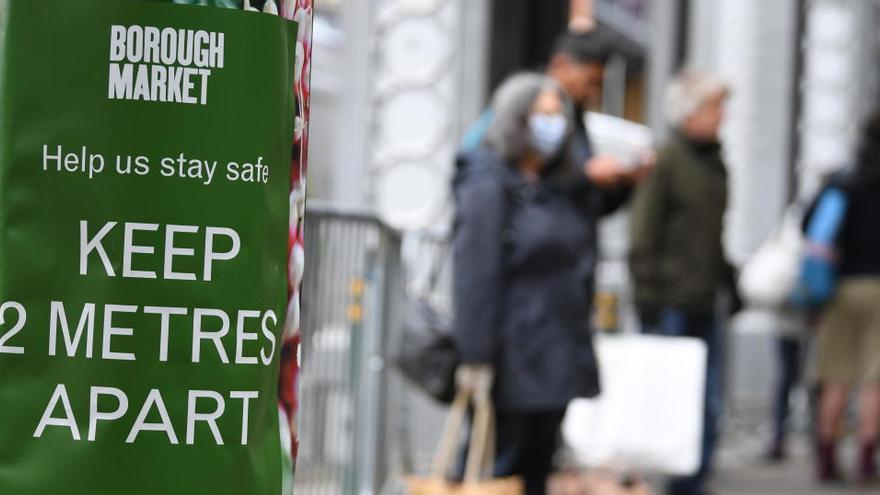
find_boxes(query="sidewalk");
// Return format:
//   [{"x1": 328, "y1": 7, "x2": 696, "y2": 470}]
[
  {"x1": 637, "y1": 402, "x2": 873, "y2": 495},
  {"x1": 708, "y1": 428, "x2": 868, "y2": 495},
  {"x1": 713, "y1": 456, "x2": 866, "y2": 495}
]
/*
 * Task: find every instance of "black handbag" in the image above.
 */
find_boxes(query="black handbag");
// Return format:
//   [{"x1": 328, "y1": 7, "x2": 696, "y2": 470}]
[{"x1": 395, "y1": 246, "x2": 459, "y2": 404}]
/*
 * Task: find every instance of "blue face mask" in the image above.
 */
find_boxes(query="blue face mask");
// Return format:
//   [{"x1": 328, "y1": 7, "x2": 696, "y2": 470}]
[{"x1": 527, "y1": 113, "x2": 567, "y2": 159}]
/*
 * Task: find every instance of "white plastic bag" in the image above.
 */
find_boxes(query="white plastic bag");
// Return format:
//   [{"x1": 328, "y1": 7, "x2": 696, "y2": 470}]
[
  {"x1": 586, "y1": 112, "x2": 654, "y2": 169},
  {"x1": 738, "y1": 207, "x2": 804, "y2": 308},
  {"x1": 562, "y1": 334, "x2": 706, "y2": 476}
]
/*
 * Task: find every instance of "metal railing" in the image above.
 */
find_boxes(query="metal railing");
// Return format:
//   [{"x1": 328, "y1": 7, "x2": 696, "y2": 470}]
[
  {"x1": 295, "y1": 203, "x2": 404, "y2": 495},
  {"x1": 295, "y1": 204, "x2": 455, "y2": 495}
]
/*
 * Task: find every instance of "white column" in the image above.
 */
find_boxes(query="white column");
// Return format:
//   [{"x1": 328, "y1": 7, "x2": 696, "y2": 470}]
[
  {"x1": 646, "y1": 0, "x2": 682, "y2": 136},
  {"x1": 363, "y1": 0, "x2": 491, "y2": 231},
  {"x1": 687, "y1": 0, "x2": 799, "y2": 263},
  {"x1": 798, "y1": 0, "x2": 879, "y2": 198}
]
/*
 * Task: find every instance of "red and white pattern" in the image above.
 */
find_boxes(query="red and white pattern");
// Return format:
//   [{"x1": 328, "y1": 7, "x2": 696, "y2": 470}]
[{"x1": 279, "y1": 0, "x2": 311, "y2": 470}]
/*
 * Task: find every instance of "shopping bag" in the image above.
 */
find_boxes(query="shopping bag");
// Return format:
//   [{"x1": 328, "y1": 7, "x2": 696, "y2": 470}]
[
  {"x1": 406, "y1": 477, "x2": 525, "y2": 495},
  {"x1": 739, "y1": 206, "x2": 804, "y2": 308},
  {"x1": 396, "y1": 297, "x2": 458, "y2": 404},
  {"x1": 396, "y1": 242, "x2": 458, "y2": 403},
  {"x1": 404, "y1": 387, "x2": 523, "y2": 494},
  {"x1": 582, "y1": 472, "x2": 652, "y2": 495},
  {"x1": 562, "y1": 334, "x2": 706, "y2": 476},
  {"x1": 548, "y1": 471, "x2": 653, "y2": 495}
]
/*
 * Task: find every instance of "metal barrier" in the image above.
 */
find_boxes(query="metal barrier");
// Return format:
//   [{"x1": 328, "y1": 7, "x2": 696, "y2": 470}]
[
  {"x1": 295, "y1": 203, "x2": 405, "y2": 495},
  {"x1": 295, "y1": 204, "x2": 455, "y2": 495}
]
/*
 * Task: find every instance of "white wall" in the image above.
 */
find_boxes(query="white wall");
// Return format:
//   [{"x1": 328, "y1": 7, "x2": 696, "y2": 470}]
[
  {"x1": 309, "y1": 0, "x2": 491, "y2": 221},
  {"x1": 798, "y1": 0, "x2": 880, "y2": 198},
  {"x1": 688, "y1": 0, "x2": 799, "y2": 265}
]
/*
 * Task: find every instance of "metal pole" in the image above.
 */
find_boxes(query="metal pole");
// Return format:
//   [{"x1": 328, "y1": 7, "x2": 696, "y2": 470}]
[
  {"x1": 787, "y1": 0, "x2": 807, "y2": 202},
  {"x1": 337, "y1": 0, "x2": 373, "y2": 209},
  {"x1": 602, "y1": 53, "x2": 628, "y2": 117},
  {"x1": 356, "y1": 230, "x2": 387, "y2": 495},
  {"x1": 646, "y1": 0, "x2": 682, "y2": 135}
]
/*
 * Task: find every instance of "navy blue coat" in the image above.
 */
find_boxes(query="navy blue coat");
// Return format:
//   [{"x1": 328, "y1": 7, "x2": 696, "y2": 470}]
[{"x1": 452, "y1": 148, "x2": 601, "y2": 412}]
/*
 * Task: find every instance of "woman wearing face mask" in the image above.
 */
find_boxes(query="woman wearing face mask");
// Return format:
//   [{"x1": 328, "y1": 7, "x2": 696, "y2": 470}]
[{"x1": 451, "y1": 73, "x2": 600, "y2": 495}]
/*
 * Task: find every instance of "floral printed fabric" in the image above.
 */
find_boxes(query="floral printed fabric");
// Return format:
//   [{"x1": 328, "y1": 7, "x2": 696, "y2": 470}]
[{"x1": 280, "y1": 0, "x2": 312, "y2": 477}]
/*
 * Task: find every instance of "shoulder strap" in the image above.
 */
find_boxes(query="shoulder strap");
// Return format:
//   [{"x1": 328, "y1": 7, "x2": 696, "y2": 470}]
[
  {"x1": 806, "y1": 187, "x2": 849, "y2": 245},
  {"x1": 425, "y1": 242, "x2": 450, "y2": 294}
]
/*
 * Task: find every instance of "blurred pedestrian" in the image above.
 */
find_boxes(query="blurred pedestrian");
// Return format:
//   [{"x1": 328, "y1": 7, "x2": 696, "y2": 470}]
[
  {"x1": 546, "y1": 30, "x2": 649, "y2": 189},
  {"x1": 765, "y1": 311, "x2": 808, "y2": 462},
  {"x1": 459, "y1": 29, "x2": 650, "y2": 312},
  {"x1": 629, "y1": 70, "x2": 737, "y2": 495},
  {"x1": 738, "y1": 203, "x2": 811, "y2": 462},
  {"x1": 461, "y1": 29, "x2": 646, "y2": 193},
  {"x1": 452, "y1": 73, "x2": 601, "y2": 495},
  {"x1": 543, "y1": 30, "x2": 653, "y2": 306},
  {"x1": 812, "y1": 111, "x2": 880, "y2": 485}
]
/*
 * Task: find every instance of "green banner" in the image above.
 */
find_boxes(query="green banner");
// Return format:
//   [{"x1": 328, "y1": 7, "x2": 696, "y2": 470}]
[{"x1": 0, "y1": 1, "x2": 297, "y2": 493}]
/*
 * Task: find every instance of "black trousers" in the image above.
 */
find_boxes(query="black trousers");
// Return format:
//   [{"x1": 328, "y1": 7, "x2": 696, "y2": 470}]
[{"x1": 493, "y1": 410, "x2": 566, "y2": 495}]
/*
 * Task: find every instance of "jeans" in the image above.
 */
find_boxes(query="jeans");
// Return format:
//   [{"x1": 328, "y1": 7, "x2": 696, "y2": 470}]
[
  {"x1": 772, "y1": 338, "x2": 803, "y2": 447},
  {"x1": 643, "y1": 308, "x2": 723, "y2": 495}
]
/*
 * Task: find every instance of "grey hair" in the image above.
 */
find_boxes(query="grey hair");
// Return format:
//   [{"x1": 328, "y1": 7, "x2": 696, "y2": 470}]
[
  {"x1": 484, "y1": 73, "x2": 572, "y2": 161},
  {"x1": 664, "y1": 70, "x2": 728, "y2": 126}
]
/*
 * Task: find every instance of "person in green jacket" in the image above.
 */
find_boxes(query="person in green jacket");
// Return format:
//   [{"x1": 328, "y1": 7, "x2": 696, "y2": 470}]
[{"x1": 629, "y1": 70, "x2": 738, "y2": 495}]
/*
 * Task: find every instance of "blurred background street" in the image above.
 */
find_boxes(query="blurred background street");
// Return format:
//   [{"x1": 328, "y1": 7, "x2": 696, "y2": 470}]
[
  {"x1": 712, "y1": 440, "x2": 861, "y2": 495},
  {"x1": 290, "y1": 0, "x2": 880, "y2": 494}
]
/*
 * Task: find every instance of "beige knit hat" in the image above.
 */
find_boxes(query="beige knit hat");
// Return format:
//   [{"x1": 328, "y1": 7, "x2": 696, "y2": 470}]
[{"x1": 664, "y1": 70, "x2": 729, "y2": 126}]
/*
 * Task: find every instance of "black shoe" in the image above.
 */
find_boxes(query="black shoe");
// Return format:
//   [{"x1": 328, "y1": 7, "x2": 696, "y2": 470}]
[
  {"x1": 816, "y1": 439, "x2": 841, "y2": 483},
  {"x1": 765, "y1": 441, "x2": 786, "y2": 463},
  {"x1": 857, "y1": 441, "x2": 878, "y2": 486}
]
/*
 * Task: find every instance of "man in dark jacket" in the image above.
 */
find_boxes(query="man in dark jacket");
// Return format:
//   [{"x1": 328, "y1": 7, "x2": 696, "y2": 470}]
[
  {"x1": 461, "y1": 30, "x2": 645, "y2": 195},
  {"x1": 629, "y1": 70, "x2": 734, "y2": 495},
  {"x1": 544, "y1": 31, "x2": 648, "y2": 302},
  {"x1": 546, "y1": 30, "x2": 638, "y2": 196}
]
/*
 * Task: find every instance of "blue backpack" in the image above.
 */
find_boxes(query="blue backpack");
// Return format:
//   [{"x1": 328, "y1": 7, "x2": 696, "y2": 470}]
[{"x1": 791, "y1": 187, "x2": 849, "y2": 308}]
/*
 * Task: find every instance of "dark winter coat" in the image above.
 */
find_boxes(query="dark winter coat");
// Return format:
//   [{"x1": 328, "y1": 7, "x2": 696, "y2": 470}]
[
  {"x1": 629, "y1": 131, "x2": 735, "y2": 314},
  {"x1": 812, "y1": 138, "x2": 880, "y2": 278},
  {"x1": 567, "y1": 107, "x2": 633, "y2": 217},
  {"x1": 452, "y1": 147, "x2": 600, "y2": 412}
]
